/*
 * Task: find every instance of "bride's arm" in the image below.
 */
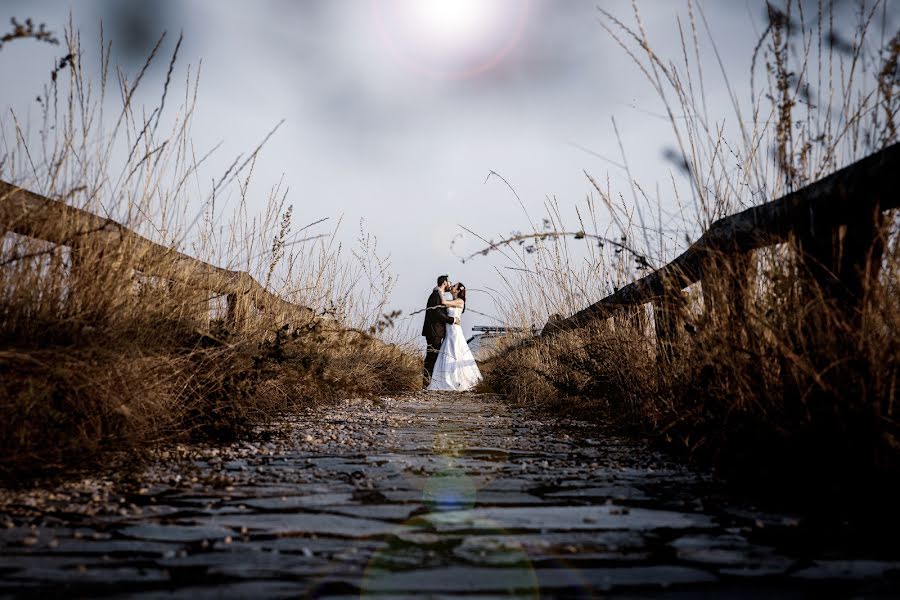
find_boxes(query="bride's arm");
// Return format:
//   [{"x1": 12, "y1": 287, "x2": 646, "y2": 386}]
[{"x1": 440, "y1": 298, "x2": 465, "y2": 308}]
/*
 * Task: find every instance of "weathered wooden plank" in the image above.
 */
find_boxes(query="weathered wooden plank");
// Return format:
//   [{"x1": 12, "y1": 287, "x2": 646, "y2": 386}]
[
  {"x1": 0, "y1": 180, "x2": 315, "y2": 324},
  {"x1": 545, "y1": 141, "x2": 900, "y2": 334},
  {"x1": 0, "y1": 181, "x2": 246, "y2": 293}
]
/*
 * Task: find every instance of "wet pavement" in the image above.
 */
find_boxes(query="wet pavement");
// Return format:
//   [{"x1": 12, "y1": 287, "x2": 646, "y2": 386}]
[{"x1": 1, "y1": 392, "x2": 898, "y2": 598}]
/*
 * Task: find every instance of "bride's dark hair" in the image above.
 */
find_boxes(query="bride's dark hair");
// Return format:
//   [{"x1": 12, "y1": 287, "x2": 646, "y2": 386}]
[{"x1": 456, "y1": 283, "x2": 467, "y2": 313}]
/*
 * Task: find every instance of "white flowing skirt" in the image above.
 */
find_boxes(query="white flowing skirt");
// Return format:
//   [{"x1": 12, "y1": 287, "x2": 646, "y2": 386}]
[{"x1": 428, "y1": 324, "x2": 482, "y2": 392}]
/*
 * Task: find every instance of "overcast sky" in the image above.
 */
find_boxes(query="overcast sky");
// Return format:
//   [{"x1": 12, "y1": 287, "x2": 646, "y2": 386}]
[{"x1": 0, "y1": 1, "x2": 876, "y2": 341}]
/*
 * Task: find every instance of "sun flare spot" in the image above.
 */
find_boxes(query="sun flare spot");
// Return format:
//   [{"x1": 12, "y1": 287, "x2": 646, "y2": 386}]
[
  {"x1": 373, "y1": 0, "x2": 530, "y2": 79},
  {"x1": 408, "y1": 0, "x2": 498, "y2": 45}
]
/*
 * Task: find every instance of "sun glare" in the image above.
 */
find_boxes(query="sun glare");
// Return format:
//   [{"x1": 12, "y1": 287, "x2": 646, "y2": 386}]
[
  {"x1": 373, "y1": 0, "x2": 530, "y2": 79},
  {"x1": 408, "y1": 0, "x2": 498, "y2": 45}
]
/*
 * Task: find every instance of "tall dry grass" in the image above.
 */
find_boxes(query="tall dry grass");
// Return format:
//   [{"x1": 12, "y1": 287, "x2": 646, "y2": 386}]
[
  {"x1": 478, "y1": 0, "x2": 900, "y2": 501},
  {"x1": 0, "y1": 21, "x2": 419, "y2": 481}
]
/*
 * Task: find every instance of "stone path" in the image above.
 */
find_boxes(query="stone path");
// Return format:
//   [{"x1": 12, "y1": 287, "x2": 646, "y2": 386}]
[{"x1": 1, "y1": 392, "x2": 899, "y2": 598}]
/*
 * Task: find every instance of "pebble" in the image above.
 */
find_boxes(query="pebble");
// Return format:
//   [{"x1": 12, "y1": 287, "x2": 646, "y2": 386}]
[{"x1": 0, "y1": 393, "x2": 896, "y2": 597}]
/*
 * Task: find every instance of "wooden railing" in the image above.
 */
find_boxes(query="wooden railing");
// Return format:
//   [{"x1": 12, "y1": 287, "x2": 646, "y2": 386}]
[
  {"x1": 544, "y1": 142, "x2": 900, "y2": 353},
  {"x1": 0, "y1": 180, "x2": 314, "y2": 328}
]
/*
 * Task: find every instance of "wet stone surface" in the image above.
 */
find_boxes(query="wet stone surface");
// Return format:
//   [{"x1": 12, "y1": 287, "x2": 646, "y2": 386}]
[{"x1": 1, "y1": 392, "x2": 899, "y2": 598}]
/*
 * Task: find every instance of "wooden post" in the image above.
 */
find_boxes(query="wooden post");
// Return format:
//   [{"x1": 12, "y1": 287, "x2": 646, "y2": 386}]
[
  {"x1": 795, "y1": 203, "x2": 885, "y2": 327},
  {"x1": 701, "y1": 250, "x2": 755, "y2": 331},
  {"x1": 653, "y1": 290, "x2": 684, "y2": 366},
  {"x1": 795, "y1": 205, "x2": 838, "y2": 300},
  {"x1": 631, "y1": 303, "x2": 650, "y2": 337},
  {"x1": 227, "y1": 272, "x2": 257, "y2": 330},
  {"x1": 68, "y1": 241, "x2": 88, "y2": 315},
  {"x1": 612, "y1": 303, "x2": 642, "y2": 334},
  {"x1": 700, "y1": 272, "x2": 716, "y2": 320},
  {"x1": 227, "y1": 292, "x2": 251, "y2": 330},
  {"x1": 68, "y1": 240, "x2": 131, "y2": 319},
  {"x1": 836, "y1": 206, "x2": 885, "y2": 310}
]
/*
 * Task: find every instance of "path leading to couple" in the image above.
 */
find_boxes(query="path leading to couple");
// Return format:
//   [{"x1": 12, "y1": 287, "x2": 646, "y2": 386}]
[{"x1": 1, "y1": 393, "x2": 898, "y2": 598}]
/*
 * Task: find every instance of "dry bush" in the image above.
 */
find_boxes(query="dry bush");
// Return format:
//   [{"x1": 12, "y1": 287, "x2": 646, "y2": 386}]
[
  {"x1": 659, "y1": 241, "x2": 900, "y2": 489},
  {"x1": 478, "y1": 0, "x2": 899, "y2": 498},
  {"x1": 480, "y1": 315, "x2": 658, "y2": 423},
  {"x1": 0, "y1": 22, "x2": 418, "y2": 481}
]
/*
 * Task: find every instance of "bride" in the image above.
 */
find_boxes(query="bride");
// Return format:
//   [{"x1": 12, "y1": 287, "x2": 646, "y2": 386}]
[{"x1": 427, "y1": 282, "x2": 483, "y2": 392}]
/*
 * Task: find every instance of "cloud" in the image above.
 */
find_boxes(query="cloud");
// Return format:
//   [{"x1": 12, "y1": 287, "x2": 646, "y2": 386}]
[{"x1": 9, "y1": 0, "x2": 889, "y2": 340}]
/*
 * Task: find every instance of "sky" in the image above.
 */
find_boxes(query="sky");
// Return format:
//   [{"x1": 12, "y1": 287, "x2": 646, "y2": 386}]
[{"x1": 0, "y1": 0, "x2": 878, "y2": 342}]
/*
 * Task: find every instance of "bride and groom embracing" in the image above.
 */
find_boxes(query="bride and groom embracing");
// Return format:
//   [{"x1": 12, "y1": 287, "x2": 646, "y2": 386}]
[{"x1": 422, "y1": 275, "x2": 483, "y2": 392}]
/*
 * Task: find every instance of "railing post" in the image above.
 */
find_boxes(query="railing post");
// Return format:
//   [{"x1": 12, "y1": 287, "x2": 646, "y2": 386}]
[
  {"x1": 227, "y1": 292, "x2": 251, "y2": 329},
  {"x1": 226, "y1": 273, "x2": 257, "y2": 330},
  {"x1": 796, "y1": 205, "x2": 838, "y2": 300},
  {"x1": 701, "y1": 250, "x2": 755, "y2": 331},
  {"x1": 612, "y1": 304, "x2": 637, "y2": 334},
  {"x1": 631, "y1": 303, "x2": 649, "y2": 337},
  {"x1": 68, "y1": 241, "x2": 85, "y2": 313},
  {"x1": 836, "y1": 205, "x2": 885, "y2": 311},
  {"x1": 795, "y1": 203, "x2": 885, "y2": 326},
  {"x1": 653, "y1": 290, "x2": 684, "y2": 366}
]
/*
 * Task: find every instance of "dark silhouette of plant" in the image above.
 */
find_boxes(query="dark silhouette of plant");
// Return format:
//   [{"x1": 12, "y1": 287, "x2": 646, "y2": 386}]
[{"x1": 0, "y1": 18, "x2": 58, "y2": 51}]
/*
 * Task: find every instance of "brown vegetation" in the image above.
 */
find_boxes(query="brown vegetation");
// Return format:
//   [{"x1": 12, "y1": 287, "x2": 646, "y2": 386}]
[
  {"x1": 0, "y1": 24, "x2": 419, "y2": 481},
  {"x1": 478, "y1": 0, "x2": 900, "y2": 501}
]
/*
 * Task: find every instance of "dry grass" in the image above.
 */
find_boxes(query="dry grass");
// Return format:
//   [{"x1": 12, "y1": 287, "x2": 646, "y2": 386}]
[
  {"x1": 0, "y1": 21, "x2": 419, "y2": 481},
  {"x1": 478, "y1": 0, "x2": 900, "y2": 501}
]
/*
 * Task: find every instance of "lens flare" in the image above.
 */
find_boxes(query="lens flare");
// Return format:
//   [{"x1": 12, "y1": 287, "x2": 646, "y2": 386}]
[
  {"x1": 423, "y1": 465, "x2": 477, "y2": 511},
  {"x1": 408, "y1": 0, "x2": 497, "y2": 46},
  {"x1": 372, "y1": 0, "x2": 530, "y2": 79},
  {"x1": 362, "y1": 518, "x2": 539, "y2": 599},
  {"x1": 432, "y1": 426, "x2": 466, "y2": 458},
  {"x1": 429, "y1": 421, "x2": 512, "y2": 490}
]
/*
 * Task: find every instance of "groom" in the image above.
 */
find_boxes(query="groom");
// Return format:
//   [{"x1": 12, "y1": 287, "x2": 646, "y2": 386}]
[{"x1": 422, "y1": 274, "x2": 460, "y2": 387}]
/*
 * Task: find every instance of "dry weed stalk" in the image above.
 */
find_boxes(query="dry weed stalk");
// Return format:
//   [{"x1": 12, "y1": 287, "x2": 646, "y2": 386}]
[
  {"x1": 477, "y1": 0, "x2": 899, "y2": 498},
  {"x1": 0, "y1": 21, "x2": 417, "y2": 480}
]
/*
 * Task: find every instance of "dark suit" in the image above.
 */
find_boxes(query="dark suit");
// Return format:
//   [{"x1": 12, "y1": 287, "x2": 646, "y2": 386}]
[{"x1": 422, "y1": 288, "x2": 455, "y2": 385}]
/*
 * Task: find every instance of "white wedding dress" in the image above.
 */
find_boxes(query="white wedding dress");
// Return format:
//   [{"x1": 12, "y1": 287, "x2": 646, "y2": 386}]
[{"x1": 428, "y1": 306, "x2": 482, "y2": 392}]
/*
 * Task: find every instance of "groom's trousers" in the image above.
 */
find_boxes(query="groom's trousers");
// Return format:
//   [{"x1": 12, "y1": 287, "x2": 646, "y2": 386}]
[{"x1": 423, "y1": 334, "x2": 443, "y2": 385}]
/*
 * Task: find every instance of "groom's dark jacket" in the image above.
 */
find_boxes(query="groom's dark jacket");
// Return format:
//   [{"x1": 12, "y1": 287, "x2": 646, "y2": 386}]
[{"x1": 422, "y1": 288, "x2": 455, "y2": 339}]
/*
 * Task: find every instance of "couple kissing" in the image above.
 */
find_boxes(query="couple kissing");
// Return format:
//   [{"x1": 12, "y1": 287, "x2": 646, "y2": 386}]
[{"x1": 421, "y1": 274, "x2": 482, "y2": 392}]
